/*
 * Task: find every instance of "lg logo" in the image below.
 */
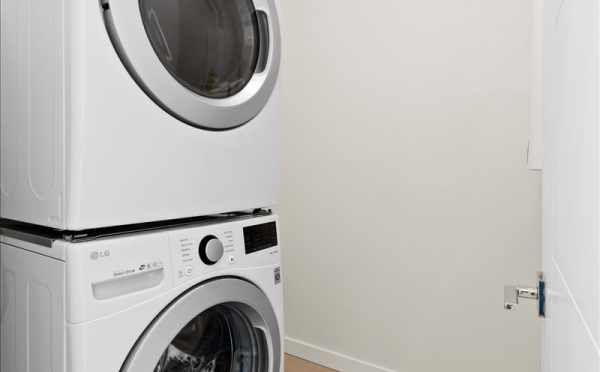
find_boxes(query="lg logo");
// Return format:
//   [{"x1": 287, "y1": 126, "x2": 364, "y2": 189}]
[{"x1": 90, "y1": 249, "x2": 111, "y2": 260}]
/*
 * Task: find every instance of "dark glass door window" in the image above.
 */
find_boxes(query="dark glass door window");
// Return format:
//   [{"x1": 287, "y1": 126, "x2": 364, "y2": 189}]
[
  {"x1": 140, "y1": 0, "x2": 260, "y2": 99},
  {"x1": 153, "y1": 304, "x2": 267, "y2": 372}
]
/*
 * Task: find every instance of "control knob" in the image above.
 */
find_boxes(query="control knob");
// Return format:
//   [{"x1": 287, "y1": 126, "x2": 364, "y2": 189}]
[{"x1": 199, "y1": 236, "x2": 224, "y2": 265}]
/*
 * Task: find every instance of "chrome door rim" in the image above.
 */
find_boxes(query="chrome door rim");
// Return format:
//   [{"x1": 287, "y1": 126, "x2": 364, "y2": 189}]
[
  {"x1": 121, "y1": 278, "x2": 281, "y2": 372},
  {"x1": 102, "y1": 0, "x2": 281, "y2": 130}
]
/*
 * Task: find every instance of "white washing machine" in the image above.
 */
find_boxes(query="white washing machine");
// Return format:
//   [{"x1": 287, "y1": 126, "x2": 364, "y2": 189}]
[
  {"x1": 0, "y1": 0, "x2": 281, "y2": 230},
  {"x1": 0, "y1": 214, "x2": 284, "y2": 372}
]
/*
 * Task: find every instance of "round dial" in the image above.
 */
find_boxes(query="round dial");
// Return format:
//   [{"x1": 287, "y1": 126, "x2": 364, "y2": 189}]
[{"x1": 199, "y1": 236, "x2": 224, "y2": 265}]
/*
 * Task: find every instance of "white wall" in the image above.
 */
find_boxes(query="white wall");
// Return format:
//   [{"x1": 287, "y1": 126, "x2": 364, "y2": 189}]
[{"x1": 279, "y1": 1, "x2": 541, "y2": 371}]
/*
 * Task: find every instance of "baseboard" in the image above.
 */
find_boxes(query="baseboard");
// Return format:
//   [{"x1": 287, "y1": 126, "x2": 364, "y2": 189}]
[{"x1": 285, "y1": 337, "x2": 396, "y2": 372}]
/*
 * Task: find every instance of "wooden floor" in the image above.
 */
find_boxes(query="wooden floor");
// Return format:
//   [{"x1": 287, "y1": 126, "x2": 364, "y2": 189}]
[{"x1": 285, "y1": 354, "x2": 337, "y2": 372}]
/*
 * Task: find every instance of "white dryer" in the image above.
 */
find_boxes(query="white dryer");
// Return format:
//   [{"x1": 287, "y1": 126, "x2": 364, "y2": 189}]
[
  {"x1": 0, "y1": 0, "x2": 281, "y2": 230},
  {"x1": 0, "y1": 214, "x2": 284, "y2": 372}
]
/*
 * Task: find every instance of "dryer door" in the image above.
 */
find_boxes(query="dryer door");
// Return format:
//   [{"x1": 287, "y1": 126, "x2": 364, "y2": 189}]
[
  {"x1": 122, "y1": 278, "x2": 281, "y2": 372},
  {"x1": 101, "y1": 0, "x2": 281, "y2": 130}
]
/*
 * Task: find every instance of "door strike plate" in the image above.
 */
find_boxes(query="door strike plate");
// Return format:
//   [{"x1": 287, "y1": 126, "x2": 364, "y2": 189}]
[{"x1": 504, "y1": 272, "x2": 545, "y2": 317}]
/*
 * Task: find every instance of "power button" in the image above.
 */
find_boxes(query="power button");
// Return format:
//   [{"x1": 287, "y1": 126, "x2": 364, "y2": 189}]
[{"x1": 184, "y1": 266, "x2": 193, "y2": 276}]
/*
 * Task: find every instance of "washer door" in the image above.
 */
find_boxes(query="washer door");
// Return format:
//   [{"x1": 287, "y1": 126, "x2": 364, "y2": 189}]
[
  {"x1": 122, "y1": 278, "x2": 281, "y2": 372},
  {"x1": 102, "y1": 0, "x2": 281, "y2": 130}
]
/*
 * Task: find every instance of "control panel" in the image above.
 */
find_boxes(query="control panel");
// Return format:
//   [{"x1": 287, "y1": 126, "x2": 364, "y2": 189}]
[
  {"x1": 66, "y1": 216, "x2": 281, "y2": 323},
  {"x1": 171, "y1": 226, "x2": 236, "y2": 284},
  {"x1": 82, "y1": 216, "x2": 280, "y2": 294},
  {"x1": 69, "y1": 215, "x2": 279, "y2": 323},
  {"x1": 170, "y1": 216, "x2": 280, "y2": 286}
]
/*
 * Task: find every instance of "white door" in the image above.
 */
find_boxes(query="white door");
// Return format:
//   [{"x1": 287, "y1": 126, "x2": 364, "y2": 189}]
[{"x1": 542, "y1": 0, "x2": 600, "y2": 370}]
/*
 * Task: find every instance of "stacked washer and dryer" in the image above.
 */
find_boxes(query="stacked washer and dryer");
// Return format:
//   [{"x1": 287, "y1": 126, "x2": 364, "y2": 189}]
[{"x1": 0, "y1": 0, "x2": 283, "y2": 371}]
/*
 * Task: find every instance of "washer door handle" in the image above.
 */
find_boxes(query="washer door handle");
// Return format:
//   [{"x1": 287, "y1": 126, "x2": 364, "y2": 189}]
[{"x1": 256, "y1": 10, "x2": 270, "y2": 73}]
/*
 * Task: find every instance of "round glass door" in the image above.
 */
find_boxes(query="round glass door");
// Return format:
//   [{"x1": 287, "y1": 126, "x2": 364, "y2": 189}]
[
  {"x1": 154, "y1": 304, "x2": 268, "y2": 371},
  {"x1": 121, "y1": 278, "x2": 281, "y2": 372},
  {"x1": 140, "y1": 0, "x2": 260, "y2": 99},
  {"x1": 102, "y1": 0, "x2": 281, "y2": 130}
]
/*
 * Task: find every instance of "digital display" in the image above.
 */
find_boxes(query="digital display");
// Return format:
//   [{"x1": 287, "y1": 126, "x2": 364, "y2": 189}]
[{"x1": 243, "y1": 222, "x2": 278, "y2": 254}]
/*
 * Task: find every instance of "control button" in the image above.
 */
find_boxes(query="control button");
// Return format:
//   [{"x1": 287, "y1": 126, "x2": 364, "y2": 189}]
[
  {"x1": 199, "y1": 236, "x2": 224, "y2": 265},
  {"x1": 184, "y1": 266, "x2": 193, "y2": 276},
  {"x1": 274, "y1": 268, "x2": 281, "y2": 284}
]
